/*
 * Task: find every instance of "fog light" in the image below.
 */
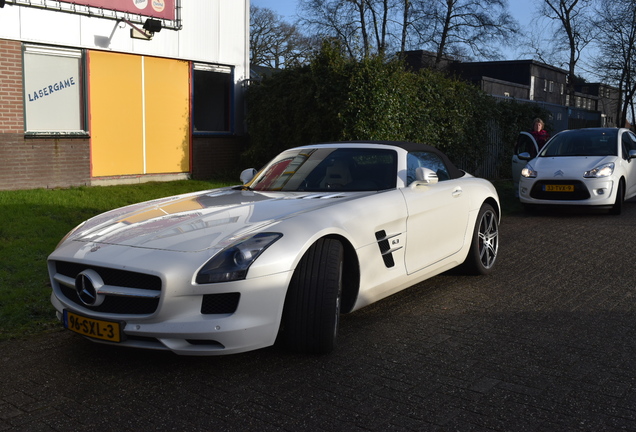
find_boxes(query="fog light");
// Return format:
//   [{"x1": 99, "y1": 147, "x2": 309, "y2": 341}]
[
  {"x1": 520, "y1": 187, "x2": 528, "y2": 195},
  {"x1": 597, "y1": 188, "x2": 605, "y2": 195}
]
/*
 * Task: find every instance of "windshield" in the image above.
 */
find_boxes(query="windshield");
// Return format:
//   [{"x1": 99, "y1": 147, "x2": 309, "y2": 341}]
[
  {"x1": 248, "y1": 147, "x2": 397, "y2": 192},
  {"x1": 540, "y1": 129, "x2": 618, "y2": 157}
]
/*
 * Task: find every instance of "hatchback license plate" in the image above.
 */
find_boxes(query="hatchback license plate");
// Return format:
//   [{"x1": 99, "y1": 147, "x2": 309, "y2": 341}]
[
  {"x1": 544, "y1": 184, "x2": 574, "y2": 192},
  {"x1": 63, "y1": 310, "x2": 123, "y2": 342}
]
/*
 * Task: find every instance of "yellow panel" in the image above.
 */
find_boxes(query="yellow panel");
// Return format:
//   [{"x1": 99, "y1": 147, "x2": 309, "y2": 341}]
[
  {"x1": 144, "y1": 57, "x2": 191, "y2": 173},
  {"x1": 89, "y1": 51, "x2": 144, "y2": 177}
]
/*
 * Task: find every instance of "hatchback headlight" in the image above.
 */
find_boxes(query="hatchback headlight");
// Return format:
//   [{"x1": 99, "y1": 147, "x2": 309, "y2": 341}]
[
  {"x1": 584, "y1": 162, "x2": 614, "y2": 178},
  {"x1": 196, "y1": 232, "x2": 282, "y2": 284},
  {"x1": 521, "y1": 163, "x2": 537, "y2": 178}
]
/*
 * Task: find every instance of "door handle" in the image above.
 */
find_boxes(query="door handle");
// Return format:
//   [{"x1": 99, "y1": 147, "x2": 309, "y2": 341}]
[{"x1": 452, "y1": 187, "x2": 463, "y2": 197}]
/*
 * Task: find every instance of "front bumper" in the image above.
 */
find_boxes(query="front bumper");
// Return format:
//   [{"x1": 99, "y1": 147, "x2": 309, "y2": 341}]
[
  {"x1": 519, "y1": 178, "x2": 615, "y2": 206},
  {"x1": 50, "y1": 266, "x2": 293, "y2": 356}
]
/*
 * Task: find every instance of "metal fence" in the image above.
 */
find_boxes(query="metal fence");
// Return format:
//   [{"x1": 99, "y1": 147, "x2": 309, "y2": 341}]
[{"x1": 463, "y1": 97, "x2": 603, "y2": 180}]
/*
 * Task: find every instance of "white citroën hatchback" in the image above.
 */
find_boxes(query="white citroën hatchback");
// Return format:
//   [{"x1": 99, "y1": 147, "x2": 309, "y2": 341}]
[{"x1": 518, "y1": 128, "x2": 636, "y2": 214}]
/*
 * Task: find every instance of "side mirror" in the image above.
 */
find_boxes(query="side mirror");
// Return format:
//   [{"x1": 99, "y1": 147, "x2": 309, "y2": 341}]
[
  {"x1": 414, "y1": 167, "x2": 439, "y2": 185},
  {"x1": 518, "y1": 152, "x2": 533, "y2": 161},
  {"x1": 240, "y1": 168, "x2": 257, "y2": 184},
  {"x1": 629, "y1": 150, "x2": 636, "y2": 161}
]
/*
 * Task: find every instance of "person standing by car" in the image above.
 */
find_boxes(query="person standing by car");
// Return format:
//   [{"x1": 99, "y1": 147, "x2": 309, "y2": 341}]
[{"x1": 529, "y1": 118, "x2": 550, "y2": 149}]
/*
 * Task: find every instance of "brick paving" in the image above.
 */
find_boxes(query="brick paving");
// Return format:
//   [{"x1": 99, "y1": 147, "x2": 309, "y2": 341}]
[{"x1": 2, "y1": 202, "x2": 636, "y2": 431}]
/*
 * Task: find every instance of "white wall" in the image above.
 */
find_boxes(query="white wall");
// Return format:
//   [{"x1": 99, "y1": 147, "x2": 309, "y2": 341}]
[{"x1": 0, "y1": 0, "x2": 249, "y2": 84}]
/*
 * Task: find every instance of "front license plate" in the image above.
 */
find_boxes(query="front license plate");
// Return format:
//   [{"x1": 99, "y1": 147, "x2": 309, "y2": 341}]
[
  {"x1": 63, "y1": 310, "x2": 123, "y2": 342},
  {"x1": 543, "y1": 184, "x2": 574, "y2": 192}
]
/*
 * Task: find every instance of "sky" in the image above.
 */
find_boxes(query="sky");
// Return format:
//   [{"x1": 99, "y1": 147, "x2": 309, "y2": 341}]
[{"x1": 251, "y1": 0, "x2": 533, "y2": 60}]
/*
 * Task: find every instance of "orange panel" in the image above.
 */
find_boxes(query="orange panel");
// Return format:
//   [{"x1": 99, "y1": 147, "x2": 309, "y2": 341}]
[
  {"x1": 144, "y1": 57, "x2": 191, "y2": 174},
  {"x1": 89, "y1": 51, "x2": 144, "y2": 176}
]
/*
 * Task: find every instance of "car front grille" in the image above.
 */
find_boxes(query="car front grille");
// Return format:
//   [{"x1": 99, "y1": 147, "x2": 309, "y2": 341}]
[
  {"x1": 529, "y1": 180, "x2": 590, "y2": 200},
  {"x1": 53, "y1": 261, "x2": 161, "y2": 315}
]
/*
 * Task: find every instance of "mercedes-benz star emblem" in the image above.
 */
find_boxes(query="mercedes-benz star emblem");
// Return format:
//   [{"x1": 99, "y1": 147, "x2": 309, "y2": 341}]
[{"x1": 75, "y1": 270, "x2": 106, "y2": 307}]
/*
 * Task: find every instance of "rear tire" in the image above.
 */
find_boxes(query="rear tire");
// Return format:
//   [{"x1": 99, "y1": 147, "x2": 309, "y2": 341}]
[
  {"x1": 461, "y1": 203, "x2": 499, "y2": 275},
  {"x1": 610, "y1": 180, "x2": 624, "y2": 215},
  {"x1": 280, "y1": 238, "x2": 343, "y2": 354}
]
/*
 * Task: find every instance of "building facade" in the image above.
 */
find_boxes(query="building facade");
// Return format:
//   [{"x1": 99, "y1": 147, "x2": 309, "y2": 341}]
[
  {"x1": 573, "y1": 83, "x2": 622, "y2": 128},
  {"x1": 403, "y1": 51, "x2": 622, "y2": 132},
  {"x1": 0, "y1": 0, "x2": 249, "y2": 191},
  {"x1": 450, "y1": 59, "x2": 620, "y2": 130},
  {"x1": 451, "y1": 59, "x2": 568, "y2": 106}
]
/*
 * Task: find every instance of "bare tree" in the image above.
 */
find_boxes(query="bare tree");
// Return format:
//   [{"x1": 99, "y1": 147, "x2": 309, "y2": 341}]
[
  {"x1": 400, "y1": 0, "x2": 411, "y2": 52},
  {"x1": 250, "y1": 5, "x2": 316, "y2": 69},
  {"x1": 299, "y1": 0, "x2": 518, "y2": 62},
  {"x1": 299, "y1": 0, "x2": 411, "y2": 57},
  {"x1": 367, "y1": 0, "x2": 391, "y2": 53},
  {"x1": 536, "y1": 0, "x2": 595, "y2": 100},
  {"x1": 411, "y1": 0, "x2": 519, "y2": 64},
  {"x1": 593, "y1": 0, "x2": 636, "y2": 126}
]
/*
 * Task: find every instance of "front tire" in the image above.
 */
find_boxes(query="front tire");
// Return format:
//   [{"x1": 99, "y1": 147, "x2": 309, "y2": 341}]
[
  {"x1": 461, "y1": 203, "x2": 499, "y2": 275},
  {"x1": 610, "y1": 180, "x2": 624, "y2": 215},
  {"x1": 280, "y1": 238, "x2": 343, "y2": 354}
]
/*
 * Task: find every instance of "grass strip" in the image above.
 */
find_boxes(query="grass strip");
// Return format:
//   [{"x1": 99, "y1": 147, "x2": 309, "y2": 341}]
[{"x1": 0, "y1": 179, "x2": 233, "y2": 341}]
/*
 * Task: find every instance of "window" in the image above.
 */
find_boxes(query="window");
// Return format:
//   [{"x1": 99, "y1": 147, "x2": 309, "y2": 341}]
[
  {"x1": 622, "y1": 132, "x2": 636, "y2": 159},
  {"x1": 23, "y1": 45, "x2": 86, "y2": 135},
  {"x1": 515, "y1": 134, "x2": 538, "y2": 158},
  {"x1": 549, "y1": 81, "x2": 554, "y2": 92},
  {"x1": 249, "y1": 147, "x2": 397, "y2": 191},
  {"x1": 407, "y1": 152, "x2": 450, "y2": 185},
  {"x1": 192, "y1": 63, "x2": 233, "y2": 134}
]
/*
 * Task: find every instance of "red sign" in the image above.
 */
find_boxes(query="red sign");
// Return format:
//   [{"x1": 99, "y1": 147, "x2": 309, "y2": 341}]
[{"x1": 59, "y1": 0, "x2": 176, "y2": 20}]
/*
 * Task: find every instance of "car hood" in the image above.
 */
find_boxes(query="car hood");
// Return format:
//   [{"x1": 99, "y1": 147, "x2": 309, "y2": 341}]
[
  {"x1": 68, "y1": 188, "x2": 372, "y2": 252},
  {"x1": 531, "y1": 156, "x2": 614, "y2": 177}
]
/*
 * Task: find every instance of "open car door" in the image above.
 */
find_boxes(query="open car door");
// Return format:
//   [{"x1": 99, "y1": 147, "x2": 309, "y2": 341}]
[{"x1": 511, "y1": 132, "x2": 539, "y2": 196}]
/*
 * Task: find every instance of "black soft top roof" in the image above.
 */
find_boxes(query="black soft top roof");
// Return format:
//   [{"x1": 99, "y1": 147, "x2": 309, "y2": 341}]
[{"x1": 317, "y1": 140, "x2": 465, "y2": 180}]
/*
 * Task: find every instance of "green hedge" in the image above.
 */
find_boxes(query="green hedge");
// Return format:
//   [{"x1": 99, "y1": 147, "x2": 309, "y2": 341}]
[{"x1": 245, "y1": 41, "x2": 547, "y2": 178}]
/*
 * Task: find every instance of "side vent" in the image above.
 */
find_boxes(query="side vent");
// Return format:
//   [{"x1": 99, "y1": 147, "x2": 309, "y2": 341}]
[{"x1": 375, "y1": 230, "x2": 395, "y2": 268}]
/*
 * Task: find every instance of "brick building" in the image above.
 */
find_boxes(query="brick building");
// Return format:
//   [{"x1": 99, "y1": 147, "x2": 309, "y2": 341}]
[
  {"x1": 0, "y1": 0, "x2": 249, "y2": 191},
  {"x1": 403, "y1": 50, "x2": 622, "y2": 132}
]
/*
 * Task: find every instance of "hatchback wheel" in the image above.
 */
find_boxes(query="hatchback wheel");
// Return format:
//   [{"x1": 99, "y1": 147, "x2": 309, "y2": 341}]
[{"x1": 610, "y1": 180, "x2": 624, "y2": 215}]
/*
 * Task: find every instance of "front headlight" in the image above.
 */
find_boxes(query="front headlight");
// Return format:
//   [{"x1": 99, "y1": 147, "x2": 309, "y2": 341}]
[
  {"x1": 196, "y1": 232, "x2": 282, "y2": 284},
  {"x1": 521, "y1": 163, "x2": 537, "y2": 178},
  {"x1": 584, "y1": 162, "x2": 614, "y2": 178}
]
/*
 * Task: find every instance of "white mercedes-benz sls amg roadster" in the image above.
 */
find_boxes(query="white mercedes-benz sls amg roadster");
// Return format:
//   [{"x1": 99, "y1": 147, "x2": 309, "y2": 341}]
[{"x1": 49, "y1": 141, "x2": 500, "y2": 355}]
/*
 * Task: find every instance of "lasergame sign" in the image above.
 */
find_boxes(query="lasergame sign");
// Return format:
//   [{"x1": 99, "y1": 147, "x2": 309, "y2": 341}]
[{"x1": 58, "y1": 0, "x2": 176, "y2": 20}]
